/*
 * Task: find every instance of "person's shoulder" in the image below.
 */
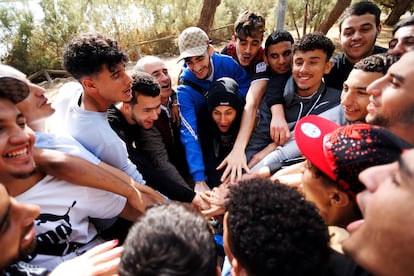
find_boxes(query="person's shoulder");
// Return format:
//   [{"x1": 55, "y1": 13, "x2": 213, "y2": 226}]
[
  {"x1": 331, "y1": 52, "x2": 346, "y2": 63},
  {"x1": 269, "y1": 71, "x2": 291, "y2": 86},
  {"x1": 327, "y1": 250, "x2": 372, "y2": 276},
  {"x1": 325, "y1": 85, "x2": 342, "y2": 97},
  {"x1": 373, "y1": 45, "x2": 387, "y2": 54}
]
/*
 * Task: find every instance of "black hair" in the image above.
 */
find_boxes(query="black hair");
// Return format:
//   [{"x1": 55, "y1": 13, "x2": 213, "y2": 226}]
[
  {"x1": 354, "y1": 52, "x2": 400, "y2": 74},
  {"x1": 225, "y1": 178, "x2": 330, "y2": 276},
  {"x1": 294, "y1": 32, "x2": 335, "y2": 60},
  {"x1": 119, "y1": 202, "x2": 217, "y2": 276},
  {"x1": 339, "y1": 1, "x2": 381, "y2": 32},
  {"x1": 264, "y1": 30, "x2": 294, "y2": 55},
  {"x1": 129, "y1": 72, "x2": 160, "y2": 105},
  {"x1": 63, "y1": 32, "x2": 128, "y2": 80},
  {"x1": 392, "y1": 15, "x2": 414, "y2": 35}
]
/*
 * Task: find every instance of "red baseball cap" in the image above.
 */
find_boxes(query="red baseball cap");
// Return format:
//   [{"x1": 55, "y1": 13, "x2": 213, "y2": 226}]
[{"x1": 295, "y1": 115, "x2": 412, "y2": 197}]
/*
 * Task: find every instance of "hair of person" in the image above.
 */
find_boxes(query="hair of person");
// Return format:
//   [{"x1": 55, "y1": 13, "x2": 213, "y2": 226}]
[
  {"x1": 353, "y1": 52, "x2": 400, "y2": 74},
  {"x1": 62, "y1": 32, "x2": 128, "y2": 80},
  {"x1": 338, "y1": 1, "x2": 381, "y2": 32},
  {"x1": 224, "y1": 178, "x2": 330, "y2": 276},
  {"x1": 119, "y1": 201, "x2": 217, "y2": 276},
  {"x1": 264, "y1": 30, "x2": 294, "y2": 55},
  {"x1": 392, "y1": 15, "x2": 414, "y2": 35},
  {"x1": 129, "y1": 72, "x2": 160, "y2": 106},
  {"x1": 293, "y1": 32, "x2": 335, "y2": 60},
  {"x1": 234, "y1": 11, "x2": 266, "y2": 40}
]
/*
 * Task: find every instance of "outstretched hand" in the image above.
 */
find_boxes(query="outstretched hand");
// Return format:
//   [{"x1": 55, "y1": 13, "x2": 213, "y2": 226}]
[
  {"x1": 50, "y1": 240, "x2": 122, "y2": 276},
  {"x1": 217, "y1": 148, "x2": 250, "y2": 183},
  {"x1": 270, "y1": 116, "x2": 290, "y2": 146}
]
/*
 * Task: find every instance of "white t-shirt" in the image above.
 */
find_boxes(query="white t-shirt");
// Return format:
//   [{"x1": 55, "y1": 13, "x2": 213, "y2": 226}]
[
  {"x1": 16, "y1": 174, "x2": 126, "y2": 270},
  {"x1": 49, "y1": 82, "x2": 145, "y2": 183}
]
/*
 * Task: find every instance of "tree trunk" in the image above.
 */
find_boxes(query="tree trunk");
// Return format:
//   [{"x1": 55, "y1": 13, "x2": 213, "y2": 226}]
[
  {"x1": 384, "y1": 0, "x2": 413, "y2": 26},
  {"x1": 197, "y1": 0, "x2": 221, "y2": 35},
  {"x1": 316, "y1": 0, "x2": 352, "y2": 34}
]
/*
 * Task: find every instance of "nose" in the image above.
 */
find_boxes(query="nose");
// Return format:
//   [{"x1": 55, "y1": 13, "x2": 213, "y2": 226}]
[
  {"x1": 366, "y1": 77, "x2": 383, "y2": 97},
  {"x1": 12, "y1": 198, "x2": 40, "y2": 228},
  {"x1": 220, "y1": 114, "x2": 229, "y2": 125},
  {"x1": 193, "y1": 62, "x2": 203, "y2": 73},
  {"x1": 9, "y1": 125, "x2": 31, "y2": 145},
  {"x1": 124, "y1": 72, "x2": 132, "y2": 86},
  {"x1": 160, "y1": 72, "x2": 169, "y2": 83},
  {"x1": 352, "y1": 30, "x2": 363, "y2": 40},
  {"x1": 31, "y1": 84, "x2": 46, "y2": 96},
  {"x1": 151, "y1": 108, "x2": 160, "y2": 120},
  {"x1": 244, "y1": 43, "x2": 251, "y2": 54},
  {"x1": 388, "y1": 42, "x2": 405, "y2": 56},
  {"x1": 358, "y1": 162, "x2": 394, "y2": 192},
  {"x1": 341, "y1": 91, "x2": 353, "y2": 106},
  {"x1": 299, "y1": 63, "x2": 309, "y2": 73}
]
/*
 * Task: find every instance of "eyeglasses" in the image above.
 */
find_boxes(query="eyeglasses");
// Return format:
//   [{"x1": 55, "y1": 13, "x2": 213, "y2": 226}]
[{"x1": 388, "y1": 36, "x2": 414, "y2": 49}]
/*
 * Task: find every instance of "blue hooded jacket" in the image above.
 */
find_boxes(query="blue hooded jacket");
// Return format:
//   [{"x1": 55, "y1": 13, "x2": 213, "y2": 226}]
[{"x1": 177, "y1": 52, "x2": 250, "y2": 182}]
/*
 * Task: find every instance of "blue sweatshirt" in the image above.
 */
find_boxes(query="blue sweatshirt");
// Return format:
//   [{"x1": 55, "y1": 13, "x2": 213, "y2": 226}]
[{"x1": 177, "y1": 52, "x2": 251, "y2": 182}]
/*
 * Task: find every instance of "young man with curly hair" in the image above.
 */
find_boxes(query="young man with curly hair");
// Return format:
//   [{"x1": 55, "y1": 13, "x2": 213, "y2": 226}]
[
  {"x1": 51, "y1": 32, "x2": 145, "y2": 184},
  {"x1": 223, "y1": 178, "x2": 366, "y2": 276}
]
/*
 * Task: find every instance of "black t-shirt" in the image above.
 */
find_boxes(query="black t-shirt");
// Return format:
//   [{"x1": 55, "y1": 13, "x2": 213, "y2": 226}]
[{"x1": 324, "y1": 45, "x2": 387, "y2": 90}]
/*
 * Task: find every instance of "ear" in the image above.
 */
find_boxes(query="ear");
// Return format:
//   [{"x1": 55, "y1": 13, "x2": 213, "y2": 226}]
[
  {"x1": 208, "y1": 45, "x2": 215, "y2": 56},
  {"x1": 330, "y1": 190, "x2": 350, "y2": 208},
  {"x1": 81, "y1": 78, "x2": 97, "y2": 93},
  {"x1": 264, "y1": 54, "x2": 269, "y2": 66},
  {"x1": 120, "y1": 102, "x2": 130, "y2": 113},
  {"x1": 324, "y1": 60, "x2": 334, "y2": 74},
  {"x1": 215, "y1": 266, "x2": 222, "y2": 276},
  {"x1": 231, "y1": 257, "x2": 248, "y2": 276},
  {"x1": 376, "y1": 23, "x2": 382, "y2": 37}
]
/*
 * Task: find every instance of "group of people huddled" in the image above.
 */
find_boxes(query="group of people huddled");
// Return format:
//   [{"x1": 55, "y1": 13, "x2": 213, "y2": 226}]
[{"x1": 1, "y1": 0, "x2": 414, "y2": 275}]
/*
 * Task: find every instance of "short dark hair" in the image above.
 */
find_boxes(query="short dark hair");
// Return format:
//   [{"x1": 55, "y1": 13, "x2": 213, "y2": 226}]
[
  {"x1": 294, "y1": 32, "x2": 335, "y2": 60},
  {"x1": 225, "y1": 178, "x2": 330, "y2": 276},
  {"x1": 63, "y1": 32, "x2": 128, "y2": 81},
  {"x1": 264, "y1": 30, "x2": 294, "y2": 55},
  {"x1": 119, "y1": 202, "x2": 217, "y2": 276},
  {"x1": 339, "y1": 1, "x2": 381, "y2": 32},
  {"x1": 129, "y1": 72, "x2": 160, "y2": 105},
  {"x1": 234, "y1": 11, "x2": 266, "y2": 40},
  {"x1": 354, "y1": 52, "x2": 400, "y2": 74},
  {"x1": 392, "y1": 15, "x2": 414, "y2": 35}
]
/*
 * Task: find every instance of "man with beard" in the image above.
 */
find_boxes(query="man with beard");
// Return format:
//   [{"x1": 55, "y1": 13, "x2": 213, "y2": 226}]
[
  {"x1": 0, "y1": 184, "x2": 123, "y2": 275},
  {"x1": 0, "y1": 78, "x2": 140, "y2": 270},
  {"x1": 365, "y1": 50, "x2": 414, "y2": 145},
  {"x1": 343, "y1": 148, "x2": 414, "y2": 275}
]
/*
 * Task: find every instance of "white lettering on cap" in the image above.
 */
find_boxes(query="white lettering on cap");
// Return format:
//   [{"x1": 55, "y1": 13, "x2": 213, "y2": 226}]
[{"x1": 301, "y1": 122, "x2": 321, "y2": 138}]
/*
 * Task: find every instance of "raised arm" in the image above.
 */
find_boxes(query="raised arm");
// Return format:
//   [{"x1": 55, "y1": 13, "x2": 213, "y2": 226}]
[{"x1": 218, "y1": 79, "x2": 268, "y2": 182}]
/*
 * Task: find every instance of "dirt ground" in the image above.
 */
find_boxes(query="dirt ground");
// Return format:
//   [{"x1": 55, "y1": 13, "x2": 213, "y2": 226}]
[{"x1": 41, "y1": 26, "x2": 392, "y2": 100}]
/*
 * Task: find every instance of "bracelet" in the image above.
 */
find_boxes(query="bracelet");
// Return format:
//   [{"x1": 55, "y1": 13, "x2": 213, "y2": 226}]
[{"x1": 171, "y1": 102, "x2": 179, "y2": 106}]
